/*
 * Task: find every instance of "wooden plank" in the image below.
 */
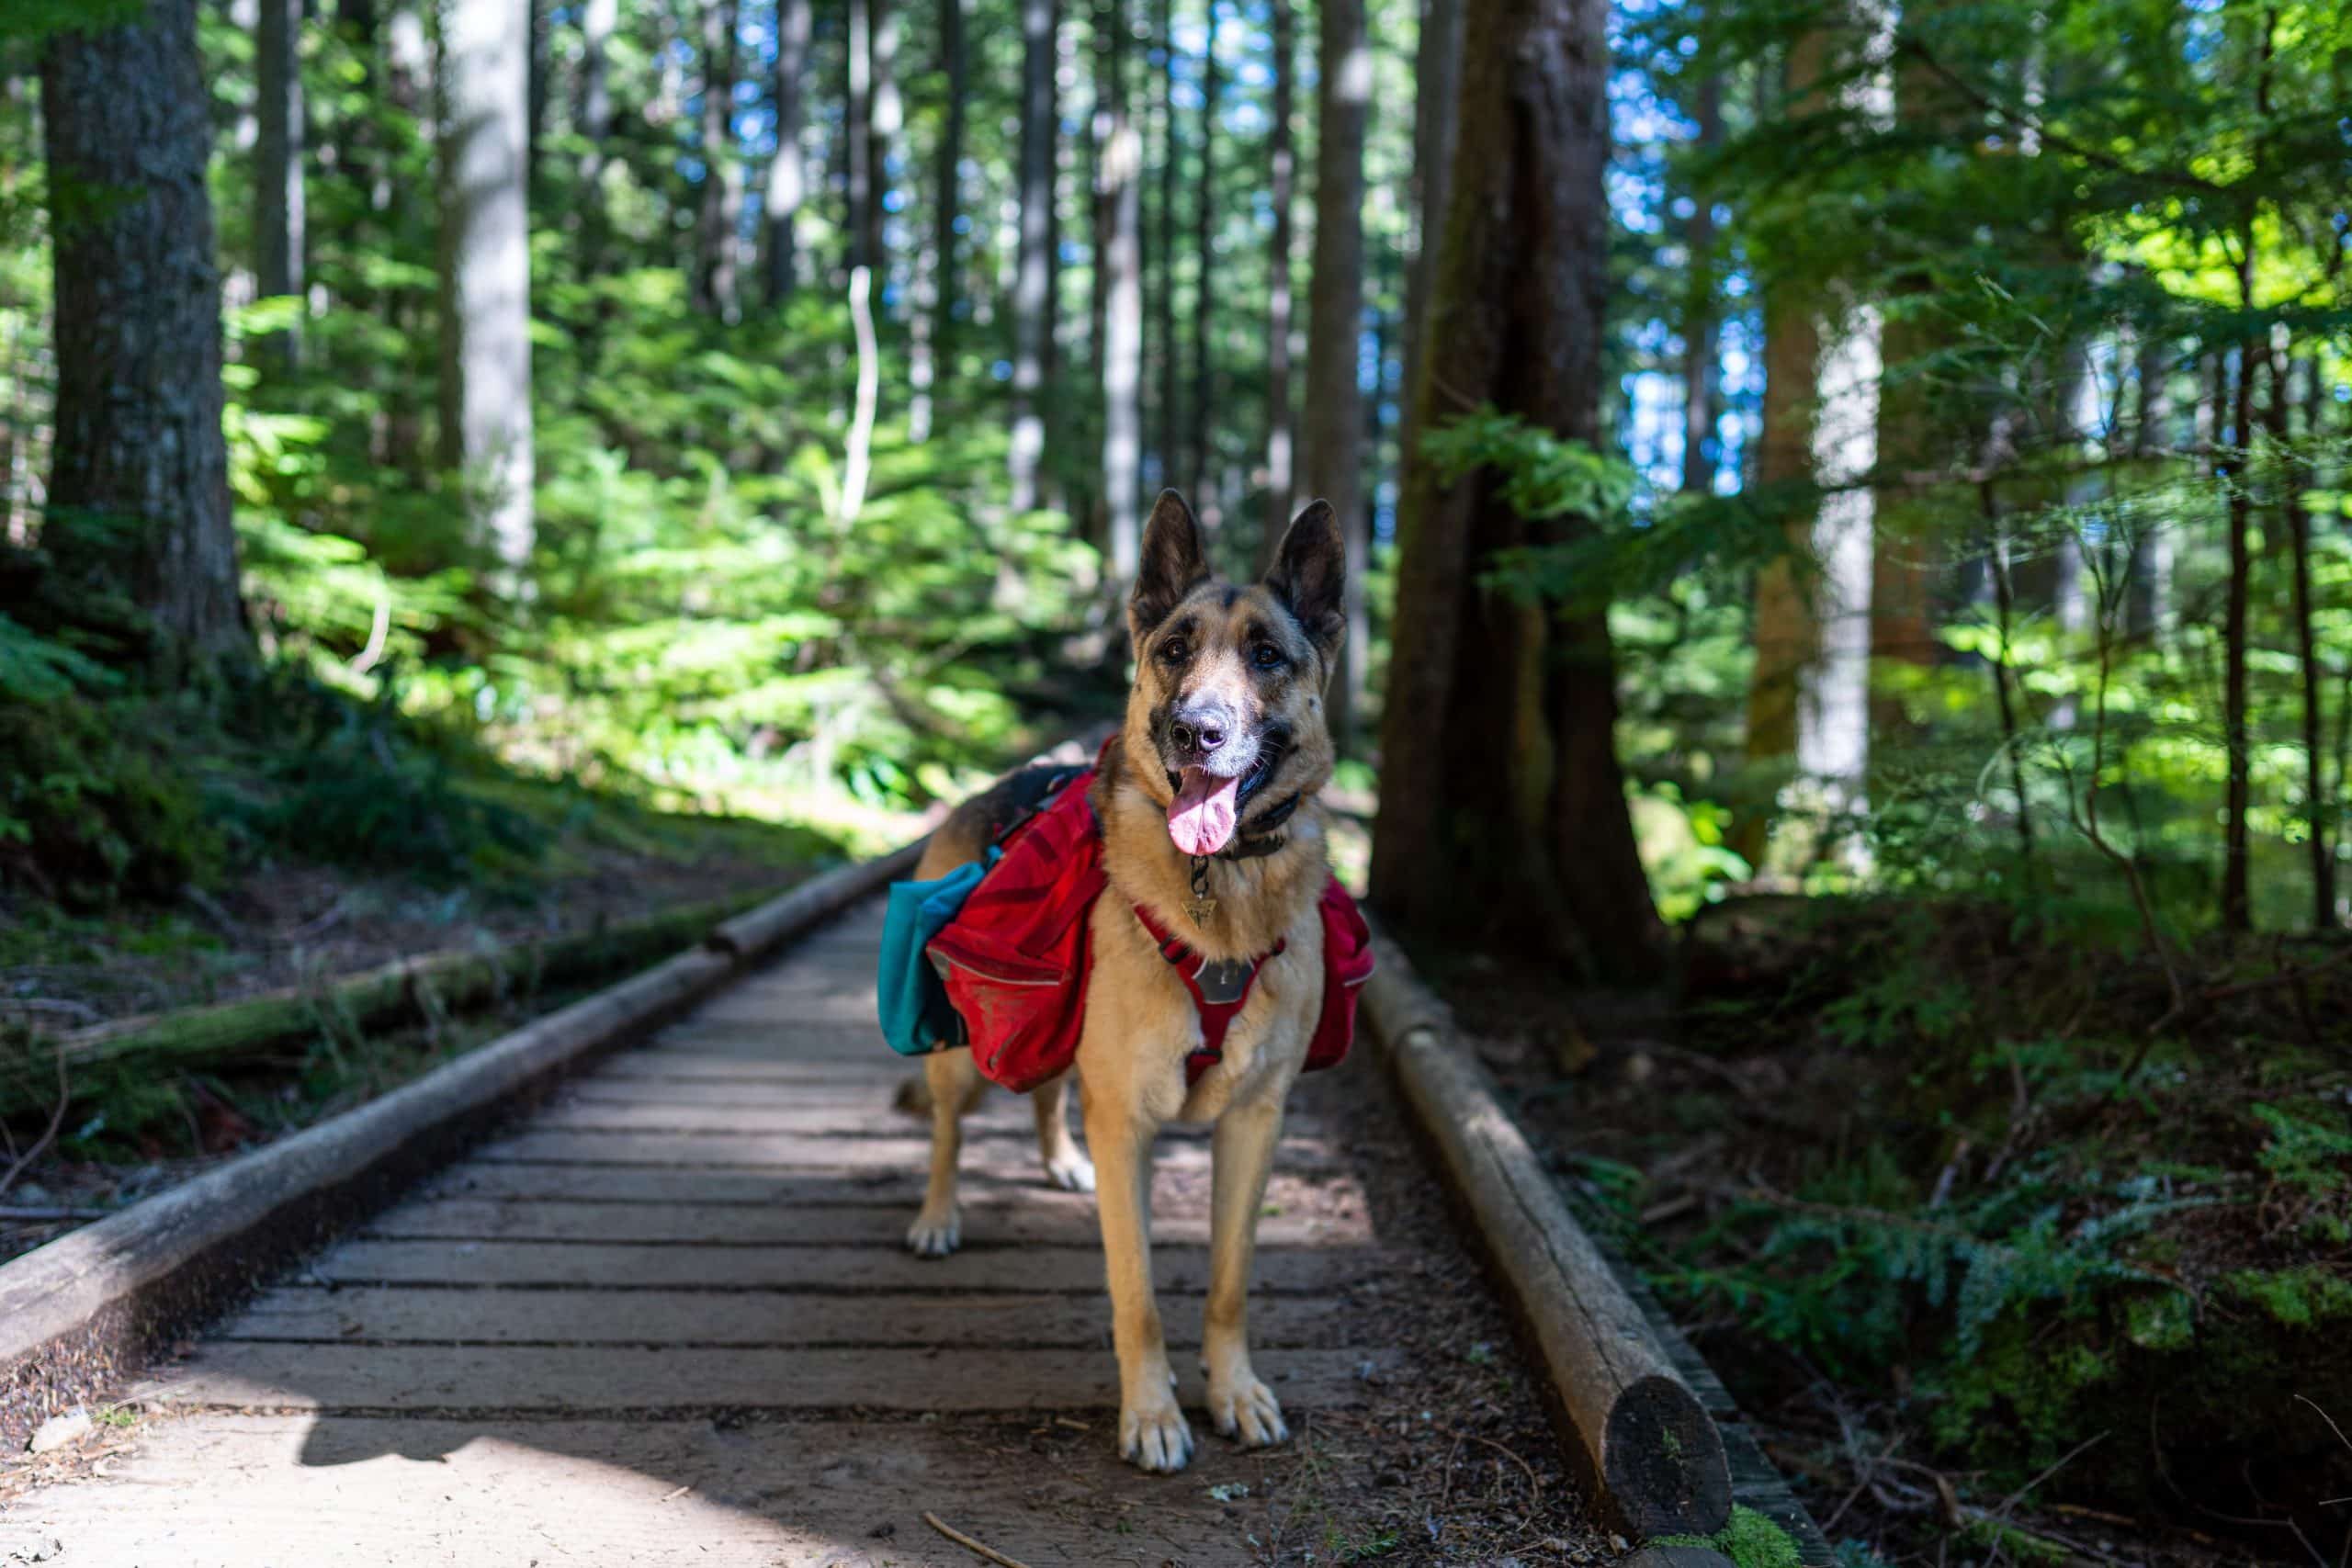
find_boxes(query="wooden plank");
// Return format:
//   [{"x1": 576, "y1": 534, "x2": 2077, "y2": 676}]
[
  {"x1": 413, "y1": 1160, "x2": 1364, "y2": 1213},
  {"x1": 590, "y1": 1055, "x2": 908, "y2": 1084},
  {"x1": 212, "y1": 1285, "x2": 1352, "y2": 1348},
  {"x1": 0, "y1": 848, "x2": 922, "y2": 1445},
  {"x1": 472, "y1": 1127, "x2": 1345, "y2": 1173},
  {"x1": 1365, "y1": 931, "x2": 1732, "y2": 1539},
  {"x1": 362, "y1": 1196, "x2": 1374, "y2": 1249},
  {"x1": 528, "y1": 1098, "x2": 1334, "y2": 1142},
  {"x1": 139, "y1": 1343, "x2": 1399, "y2": 1414},
  {"x1": 0, "y1": 1415, "x2": 1275, "y2": 1568},
  {"x1": 304, "y1": 1237, "x2": 1390, "y2": 1293}
]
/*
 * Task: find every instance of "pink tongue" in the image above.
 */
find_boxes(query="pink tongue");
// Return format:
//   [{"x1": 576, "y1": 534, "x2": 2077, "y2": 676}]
[{"x1": 1168, "y1": 768, "x2": 1242, "y2": 857}]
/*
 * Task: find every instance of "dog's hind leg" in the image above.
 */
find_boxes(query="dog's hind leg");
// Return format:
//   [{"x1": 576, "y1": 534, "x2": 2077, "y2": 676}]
[
  {"x1": 907, "y1": 1047, "x2": 980, "y2": 1257},
  {"x1": 1032, "y1": 1070, "x2": 1094, "y2": 1192},
  {"x1": 1202, "y1": 1096, "x2": 1290, "y2": 1448}
]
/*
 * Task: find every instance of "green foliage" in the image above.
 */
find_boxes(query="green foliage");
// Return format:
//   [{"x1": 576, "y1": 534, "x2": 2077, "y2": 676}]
[{"x1": 1657, "y1": 1506, "x2": 1803, "y2": 1568}]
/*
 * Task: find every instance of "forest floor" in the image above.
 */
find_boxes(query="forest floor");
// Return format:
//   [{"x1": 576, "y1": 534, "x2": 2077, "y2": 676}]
[
  {"x1": 0, "y1": 776, "x2": 860, "y2": 1265},
  {"x1": 1417, "y1": 897, "x2": 2352, "y2": 1568}
]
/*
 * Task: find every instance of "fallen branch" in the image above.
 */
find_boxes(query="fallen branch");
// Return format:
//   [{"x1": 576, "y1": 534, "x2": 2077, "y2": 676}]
[
  {"x1": 922, "y1": 1510, "x2": 1036, "y2": 1568},
  {"x1": 1, "y1": 887, "x2": 778, "y2": 1118}
]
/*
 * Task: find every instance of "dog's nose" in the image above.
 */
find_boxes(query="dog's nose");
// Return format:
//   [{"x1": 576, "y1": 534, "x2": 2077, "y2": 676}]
[{"x1": 1169, "y1": 712, "x2": 1229, "y2": 756}]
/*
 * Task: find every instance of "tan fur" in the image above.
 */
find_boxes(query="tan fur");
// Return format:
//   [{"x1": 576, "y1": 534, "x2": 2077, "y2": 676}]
[{"x1": 906, "y1": 493, "x2": 1347, "y2": 1471}]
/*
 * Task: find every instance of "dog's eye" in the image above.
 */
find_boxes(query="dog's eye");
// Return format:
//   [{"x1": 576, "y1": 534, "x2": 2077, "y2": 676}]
[
  {"x1": 1158, "y1": 637, "x2": 1188, "y2": 663},
  {"x1": 1251, "y1": 644, "x2": 1283, "y2": 671}
]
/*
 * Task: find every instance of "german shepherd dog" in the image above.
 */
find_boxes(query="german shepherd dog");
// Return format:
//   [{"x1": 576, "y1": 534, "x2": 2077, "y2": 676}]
[{"x1": 905, "y1": 490, "x2": 1347, "y2": 1472}]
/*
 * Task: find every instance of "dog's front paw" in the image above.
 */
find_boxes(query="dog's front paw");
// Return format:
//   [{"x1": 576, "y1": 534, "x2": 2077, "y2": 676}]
[
  {"x1": 1118, "y1": 1390, "x2": 1196, "y2": 1472},
  {"x1": 905, "y1": 1206, "x2": 961, "y2": 1257},
  {"x1": 1206, "y1": 1369, "x2": 1289, "y2": 1449},
  {"x1": 1044, "y1": 1148, "x2": 1096, "y2": 1192}
]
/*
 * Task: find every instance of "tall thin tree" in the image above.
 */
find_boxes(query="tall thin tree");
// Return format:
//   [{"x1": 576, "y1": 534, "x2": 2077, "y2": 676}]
[
  {"x1": 40, "y1": 0, "x2": 247, "y2": 667},
  {"x1": 436, "y1": 0, "x2": 536, "y2": 581},
  {"x1": 1260, "y1": 0, "x2": 1296, "y2": 564},
  {"x1": 846, "y1": 0, "x2": 876, "y2": 272},
  {"x1": 1007, "y1": 0, "x2": 1059, "y2": 508},
  {"x1": 577, "y1": 0, "x2": 616, "y2": 275},
  {"x1": 1303, "y1": 0, "x2": 1369, "y2": 745},
  {"x1": 1151, "y1": 0, "x2": 1179, "y2": 483},
  {"x1": 1395, "y1": 0, "x2": 1462, "y2": 491},
  {"x1": 1096, "y1": 0, "x2": 1144, "y2": 577},
  {"x1": 763, "y1": 0, "x2": 812, "y2": 300},
  {"x1": 1186, "y1": 0, "x2": 1218, "y2": 513},
  {"x1": 695, "y1": 0, "x2": 743, "y2": 318},
  {"x1": 255, "y1": 0, "x2": 305, "y2": 365}
]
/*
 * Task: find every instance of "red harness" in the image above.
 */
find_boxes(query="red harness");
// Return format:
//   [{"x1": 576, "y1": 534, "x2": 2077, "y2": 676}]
[{"x1": 925, "y1": 762, "x2": 1374, "y2": 1095}]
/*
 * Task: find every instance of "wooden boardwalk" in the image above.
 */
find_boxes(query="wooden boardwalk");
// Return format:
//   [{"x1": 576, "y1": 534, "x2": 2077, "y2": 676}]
[{"x1": 1, "y1": 900, "x2": 1601, "y2": 1565}]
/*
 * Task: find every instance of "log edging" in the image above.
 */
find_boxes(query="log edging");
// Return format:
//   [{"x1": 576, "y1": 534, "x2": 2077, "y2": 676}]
[
  {"x1": 0, "y1": 840, "x2": 924, "y2": 1445},
  {"x1": 1360, "y1": 923, "x2": 1736, "y2": 1540}
]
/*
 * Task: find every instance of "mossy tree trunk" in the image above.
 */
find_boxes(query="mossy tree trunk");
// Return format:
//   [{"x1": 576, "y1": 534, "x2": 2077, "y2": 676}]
[{"x1": 40, "y1": 0, "x2": 249, "y2": 674}]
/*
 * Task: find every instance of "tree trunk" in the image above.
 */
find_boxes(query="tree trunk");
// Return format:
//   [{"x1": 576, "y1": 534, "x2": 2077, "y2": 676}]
[
  {"x1": 1304, "y1": 0, "x2": 1368, "y2": 748},
  {"x1": 1151, "y1": 0, "x2": 1178, "y2": 486},
  {"x1": 1007, "y1": 0, "x2": 1058, "y2": 509},
  {"x1": 1678, "y1": 68, "x2": 1718, "y2": 495},
  {"x1": 1186, "y1": 0, "x2": 1218, "y2": 517},
  {"x1": 2276, "y1": 351, "x2": 2333, "y2": 928},
  {"x1": 845, "y1": 0, "x2": 875, "y2": 273},
  {"x1": 695, "y1": 0, "x2": 742, "y2": 319},
  {"x1": 2221, "y1": 261, "x2": 2255, "y2": 934},
  {"x1": 867, "y1": 0, "x2": 901, "y2": 290},
  {"x1": 763, "y1": 0, "x2": 811, "y2": 301},
  {"x1": 1368, "y1": 0, "x2": 1662, "y2": 976},
  {"x1": 526, "y1": 0, "x2": 548, "y2": 194},
  {"x1": 577, "y1": 0, "x2": 616, "y2": 275},
  {"x1": 1396, "y1": 0, "x2": 1462, "y2": 503},
  {"x1": 1260, "y1": 0, "x2": 1296, "y2": 566},
  {"x1": 255, "y1": 0, "x2": 305, "y2": 367},
  {"x1": 1737, "y1": 23, "x2": 1881, "y2": 866},
  {"x1": 435, "y1": 0, "x2": 536, "y2": 581},
  {"x1": 40, "y1": 0, "x2": 248, "y2": 671},
  {"x1": 929, "y1": 0, "x2": 965, "y2": 355},
  {"x1": 1095, "y1": 0, "x2": 1143, "y2": 576}
]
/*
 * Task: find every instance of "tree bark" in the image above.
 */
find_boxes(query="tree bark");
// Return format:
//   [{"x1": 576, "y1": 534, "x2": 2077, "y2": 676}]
[
  {"x1": 845, "y1": 0, "x2": 876, "y2": 273},
  {"x1": 1396, "y1": 0, "x2": 1462, "y2": 503},
  {"x1": 1095, "y1": 0, "x2": 1143, "y2": 576},
  {"x1": 695, "y1": 0, "x2": 743, "y2": 319},
  {"x1": 867, "y1": 0, "x2": 901, "y2": 289},
  {"x1": 1007, "y1": 0, "x2": 1058, "y2": 509},
  {"x1": 1186, "y1": 0, "x2": 1218, "y2": 515},
  {"x1": 1151, "y1": 0, "x2": 1179, "y2": 486},
  {"x1": 1260, "y1": 0, "x2": 1297, "y2": 566},
  {"x1": 1367, "y1": 0, "x2": 1663, "y2": 976},
  {"x1": 1678, "y1": 68, "x2": 1719, "y2": 496},
  {"x1": 1737, "y1": 23, "x2": 1882, "y2": 865},
  {"x1": 40, "y1": 0, "x2": 247, "y2": 671},
  {"x1": 2221, "y1": 271, "x2": 2255, "y2": 934},
  {"x1": 435, "y1": 0, "x2": 536, "y2": 581},
  {"x1": 930, "y1": 0, "x2": 965, "y2": 352},
  {"x1": 2276, "y1": 351, "x2": 2333, "y2": 928},
  {"x1": 763, "y1": 0, "x2": 812, "y2": 301},
  {"x1": 576, "y1": 0, "x2": 616, "y2": 276},
  {"x1": 255, "y1": 0, "x2": 305, "y2": 367},
  {"x1": 1304, "y1": 0, "x2": 1368, "y2": 748}
]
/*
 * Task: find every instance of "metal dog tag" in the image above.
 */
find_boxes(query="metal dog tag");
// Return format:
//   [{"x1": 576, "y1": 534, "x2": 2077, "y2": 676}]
[{"x1": 1193, "y1": 957, "x2": 1254, "y2": 1006}]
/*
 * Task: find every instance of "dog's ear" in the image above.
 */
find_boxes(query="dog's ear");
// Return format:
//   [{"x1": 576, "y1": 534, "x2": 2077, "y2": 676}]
[
  {"x1": 1262, "y1": 499, "x2": 1347, "y2": 667},
  {"x1": 1129, "y1": 490, "x2": 1212, "y2": 649}
]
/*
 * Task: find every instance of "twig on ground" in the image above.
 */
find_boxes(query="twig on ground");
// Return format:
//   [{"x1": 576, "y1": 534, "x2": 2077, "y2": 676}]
[
  {"x1": 1461, "y1": 1433, "x2": 1542, "y2": 1499},
  {"x1": 0, "y1": 1044, "x2": 69, "y2": 1201},
  {"x1": 922, "y1": 1510, "x2": 1037, "y2": 1568}
]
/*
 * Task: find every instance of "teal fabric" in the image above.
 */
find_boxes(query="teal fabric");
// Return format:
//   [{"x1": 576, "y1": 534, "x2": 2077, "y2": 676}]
[{"x1": 876, "y1": 851, "x2": 997, "y2": 1055}]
